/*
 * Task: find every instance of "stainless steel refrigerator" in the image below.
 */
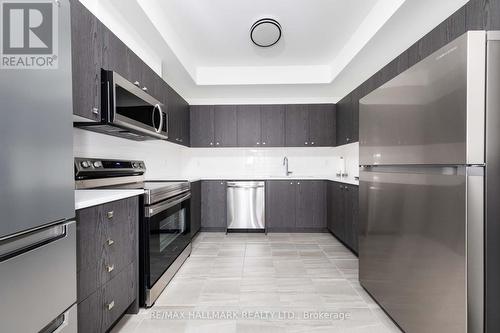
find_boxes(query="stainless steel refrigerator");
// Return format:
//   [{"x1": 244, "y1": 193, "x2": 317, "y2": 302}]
[
  {"x1": 0, "y1": 0, "x2": 77, "y2": 332},
  {"x1": 359, "y1": 31, "x2": 500, "y2": 333}
]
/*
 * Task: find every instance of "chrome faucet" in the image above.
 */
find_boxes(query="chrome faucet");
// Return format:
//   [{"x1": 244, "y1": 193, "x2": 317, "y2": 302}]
[{"x1": 283, "y1": 156, "x2": 293, "y2": 176}]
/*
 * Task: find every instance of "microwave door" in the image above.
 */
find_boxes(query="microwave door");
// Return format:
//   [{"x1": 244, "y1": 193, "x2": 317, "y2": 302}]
[{"x1": 110, "y1": 72, "x2": 168, "y2": 140}]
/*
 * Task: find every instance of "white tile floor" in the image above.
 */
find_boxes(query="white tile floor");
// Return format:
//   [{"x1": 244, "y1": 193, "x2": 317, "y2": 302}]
[{"x1": 112, "y1": 232, "x2": 402, "y2": 333}]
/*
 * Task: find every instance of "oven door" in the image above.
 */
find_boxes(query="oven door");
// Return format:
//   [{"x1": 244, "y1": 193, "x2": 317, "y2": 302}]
[
  {"x1": 143, "y1": 192, "x2": 191, "y2": 305},
  {"x1": 106, "y1": 70, "x2": 168, "y2": 140}
]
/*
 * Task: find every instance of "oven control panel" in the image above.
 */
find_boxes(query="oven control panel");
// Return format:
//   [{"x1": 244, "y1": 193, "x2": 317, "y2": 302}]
[{"x1": 74, "y1": 157, "x2": 146, "y2": 179}]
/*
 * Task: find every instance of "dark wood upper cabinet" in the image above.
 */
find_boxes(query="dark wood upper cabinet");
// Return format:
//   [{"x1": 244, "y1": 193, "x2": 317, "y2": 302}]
[
  {"x1": 261, "y1": 105, "x2": 285, "y2": 147},
  {"x1": 214, "y1": 105, "x2": 238, "y2": 147},
  {"x1": 237, "y1": 105, "x2": 261, "y2": 147},
  {"x1": 70, "y1": 0, "x2": 103, "y2": 121},
  {"x1": 102, "y1": 26, "x2": 128, "y2": 79},
  {"x1": 308, "y1": 104, "x2": 336, "y2": 146},
  {"x1": 336, "y1": 96, "x2": 353, "y2": 146},
  {"x1": 190, "y1": 105, "x2": 215, "y2": 147},
  {"x1": 285, "y1": 104, "x2": 309, "y2": 146}
]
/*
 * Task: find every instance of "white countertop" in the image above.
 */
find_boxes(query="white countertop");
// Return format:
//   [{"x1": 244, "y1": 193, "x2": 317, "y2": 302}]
[
  {"x1": 75, "y1": 189, "x2": 144, "y2": 210},
  {"x1": 149, "y1": 176, "x2": 359, "y2": 186}
]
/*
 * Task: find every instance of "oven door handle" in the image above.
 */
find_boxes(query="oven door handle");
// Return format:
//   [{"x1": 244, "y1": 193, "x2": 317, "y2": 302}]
[{"x1": 145, "y1": 192, "x2": 191, "y2": 217}]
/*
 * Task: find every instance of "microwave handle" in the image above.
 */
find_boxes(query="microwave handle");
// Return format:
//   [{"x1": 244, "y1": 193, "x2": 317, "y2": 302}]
[{"x1": 152, "y1": 104, "x2": 163, "y2": 134}]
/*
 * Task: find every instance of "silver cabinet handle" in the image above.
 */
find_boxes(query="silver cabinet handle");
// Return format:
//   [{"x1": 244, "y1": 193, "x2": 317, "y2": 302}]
[
  {"x1": 209, "y1": 142, "x2": 213, "y2": 146},
  {"x1": 262, "y1": 142, "x2": 266, "y2": 145},
  {"x1": 107, "y1": 239, "x2": 114, "y2": 246},
  {"x1": 106, "y1": 301, "x2": 115, "y2": 311},
  {"x1": 92, "y1": 107, "x2": 99, "y2": 115},
  {"x1": 106, "y1": 264, "x2": 114, "y2": 272},
  {"x1": 290, "y1": 182, "x2": 293, "y2": 185},
  {"x1": 133, "y1": 81, "x2": 140, "y2": 87},
  {"x1": 256, "y1": 142, "x2": 260, "y2": 145},
  {"x1": 305, "y1": 142, "x2": 308, "y2": 145},
  {"x1": 346, "y1": 137, "x2": 350, "y2": 142},
  {"x1": 216, "y1": 142, "x2": 220, "y2": 146},
  {"x1": 106, "y1": 211, "x2": 114, "y2": 219},
  {"x1": 142, "y1": 86, "x2": 148, "y2": 92},
  {"x1": 311, "y1": 142, "x2": 315, "y2": 145}
]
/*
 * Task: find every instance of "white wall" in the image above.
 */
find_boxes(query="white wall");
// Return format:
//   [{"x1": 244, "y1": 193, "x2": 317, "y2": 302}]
[{"x1": 74, "y1": 128, "x2": 359, "y2": 183}]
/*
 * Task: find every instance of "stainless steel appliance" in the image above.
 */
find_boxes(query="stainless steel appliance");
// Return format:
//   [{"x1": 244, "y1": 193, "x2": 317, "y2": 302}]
[
  {"x1": 75, "y1": 158, "x2": 191, "y2": 307},
  {"x1": 0, "y1": 0, "x2": 77, "y2": 332},
  {"x1": 75, "y1": 70, "x2": 167, "y2": 141},
  {"x1": 227, "y1": 181, "x2": 265, "y2": 231},
  {"x1": 359, "y1": 31, "x2": 499, "y2": 333}
]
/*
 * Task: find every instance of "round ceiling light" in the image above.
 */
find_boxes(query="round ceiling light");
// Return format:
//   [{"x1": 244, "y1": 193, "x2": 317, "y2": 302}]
[{"x1": 250, "y1": 18, "x2": 282, "y2": 47}]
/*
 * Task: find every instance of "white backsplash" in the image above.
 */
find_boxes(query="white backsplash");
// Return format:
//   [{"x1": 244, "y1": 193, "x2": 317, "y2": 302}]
[{"x1": 74, "y1": 128, "x2": 359, "y2": 183}]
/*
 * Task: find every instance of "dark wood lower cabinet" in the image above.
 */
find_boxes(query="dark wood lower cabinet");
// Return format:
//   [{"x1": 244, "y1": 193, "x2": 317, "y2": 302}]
[
  {"x1": 266, "y1": 180, "x2": 297, "y2": 231},
  {"x1": 190, "y1": 181, "x2": 202, "y2": 237},
  {"x1": 76, "y1": 196, "x2": 139, "y2": 333},
  {"x1": 201, "y1": 181, "x2": 227, "y2": 230},
  {"x1": 266, "y1": 180, "x2": 326, "y2": 232},
  {"x1": 327, "y1": 181, "x2": 359, "y2": 254}
]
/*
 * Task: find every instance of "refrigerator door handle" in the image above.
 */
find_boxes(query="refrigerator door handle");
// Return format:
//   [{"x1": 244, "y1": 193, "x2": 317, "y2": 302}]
[{"x1": 0, "y1": 221, "x2": 71, "y2": 262}]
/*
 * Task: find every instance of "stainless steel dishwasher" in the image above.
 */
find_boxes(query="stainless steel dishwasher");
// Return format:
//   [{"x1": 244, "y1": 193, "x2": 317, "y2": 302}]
[{"x1": 227, "y1": 181, "x2": 265, "y2": 231}]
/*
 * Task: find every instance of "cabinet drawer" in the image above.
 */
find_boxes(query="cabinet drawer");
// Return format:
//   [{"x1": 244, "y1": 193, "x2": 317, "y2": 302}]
[
  {"x1": 77, "y1": 196, "x2": 138, "y2": 302},
  {"x1": 101, "y1": 262, "x2": 136, "y2": 331},
  {"x1": 101, "y1": 197, "x2": 138, "y2": 283},
  {"x1": 78, "y1": 262, "x2": 136, "y2": 333}
]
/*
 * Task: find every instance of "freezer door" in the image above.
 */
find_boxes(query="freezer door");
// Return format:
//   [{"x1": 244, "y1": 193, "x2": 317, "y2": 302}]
[
  {"x1": 359, "y1": 166, "x2": 484, "y2": 333},
  {"x1": 359, "y1": 31, "x2": 486, "y2": 166},
  {"x1": 0, "y1": 0, "x2": 74, "y2": 237},
  {"x1": 0, "y1": 220, "x2": 76, "y2": 333}
]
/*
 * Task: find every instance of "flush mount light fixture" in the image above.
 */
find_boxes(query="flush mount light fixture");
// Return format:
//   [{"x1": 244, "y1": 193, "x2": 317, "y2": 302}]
[{"x1": 250, "y1": 18, "x2": 282, "y2": 47}]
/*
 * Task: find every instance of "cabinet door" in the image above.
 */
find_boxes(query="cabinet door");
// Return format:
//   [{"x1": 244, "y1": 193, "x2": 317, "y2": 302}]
[
  {"x1": 285, "y1": 104, "x2": 309, "y2": 146},
  {"x1": 331, "y1": 183, "x2": 346, "y2": 240},
  {"x1": 190, "y1": 105, "x2": 214, "y2": 147},
  {"x1": 343, "y1": 185, "x2": 354, "y2": 250},
  {"x1": 296, "y1": 181, "x2": 326, "y2": 230},
  {"x1": 102, "y1": 27, "x2": 129, "y2": 78},
  {"x1": 350, "y1": 185, "x2": 359, "y2": 253},
  {"x1": 237, "y1": 105, "x2": 261, "y2": 147},
  {"x1": 126, "y1": 50, "x2": 144, "y2": 90},
  {"x1": 266, "y1": 181, "x2": 296, "y2": 231},
  {"x1": 351, "y1": 92, "x2": 360, "y2": 143},
  {"x1": 261, "y1": 105, "x2": 285, "y2": 147},
  {"x1": 336, "y1": 97, "x2": 351, "y2": 146},
  {"x1": 190, "y1": 181, "x2": 201, "y2": 237},
  {"x1": 308, "y1": 104, "x2": 336, "y2": 146},
  {"x1": 181, "y1": 101, "x2": 190, "y2": 146},
  {"x1": 214, "y1": 105, "x2": 238, "y2": 147},
  {"x1": 326, "y1": 182, "x2": 334, "y2": 232},
  {"x1": 201, "y1": 181, "x2": 227, "y2": 230},
  {"x1": 70, "y1": 0, "x2": 102, "y2": 121}
]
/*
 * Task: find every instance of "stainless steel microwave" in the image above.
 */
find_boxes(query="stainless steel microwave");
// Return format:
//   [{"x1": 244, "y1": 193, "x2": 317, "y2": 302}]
[{"x1": 75, "y1": 70, "x2": 168, "y2": 141}]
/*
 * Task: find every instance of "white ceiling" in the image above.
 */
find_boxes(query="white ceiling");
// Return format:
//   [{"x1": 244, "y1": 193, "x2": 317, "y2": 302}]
[{"x1": 80, "y1": 0, "x2": 469, "y2": 104}]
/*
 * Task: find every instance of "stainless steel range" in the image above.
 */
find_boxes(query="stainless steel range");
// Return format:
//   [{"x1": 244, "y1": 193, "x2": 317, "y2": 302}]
[{"x1": 75, "y1": 158, "x2": 192, "y2": 307}]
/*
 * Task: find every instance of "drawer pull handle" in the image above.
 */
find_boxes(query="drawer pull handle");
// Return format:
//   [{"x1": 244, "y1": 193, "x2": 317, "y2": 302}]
[
  {"x1": 107, "y1": 239, "x2": 114, "y2": 246},
  {"x1": 106, "y1": 264, "x2": 115, "y2": 272},
  {"x1": 107, "y1": 211, "x2": 114, "y2": 219},
  {"x1": 106, "y1": 301, "x2": 115, "y2": 311}
]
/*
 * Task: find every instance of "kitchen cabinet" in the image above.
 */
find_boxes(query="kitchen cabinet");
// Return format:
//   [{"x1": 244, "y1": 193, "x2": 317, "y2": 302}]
[
  {"x1": 336, "y1": 96, "x2": 354, "y2": 146},
  {"x1": 286, "y1": 104, "x2": 336, "y2": 147},
  {"x1": 166, "y1": 83, "x2": 190, "y2": 146},
  {"x1": 214, "y1": 105, "x2": 238, "y2": 147},
  {"x1": 70, "y1": 0, "x2": 103, "y2": 121},
  {"x1": 266, "y1": 180, "x2": 326, "y2": 231},
  {"x1": 76, "y1": 196, "x2": 139, "y2": 333},
  {"x1": 201, "y1": 181, "x2": 227, "y2": 230},
  {"x1": 190, "y1": 105, "x2": 215, "y2": 147},
  {"x1": 102, "y1": 26, "x2": 129, "y2": 80},
  {"x1": 261, "y1": 105, "x2": 285, "y2": 146},
  {"x1": 285, "y1": 105, "x2": 309, "y2": 146},
  {"x1": 237, "y1": 105, "x2": 262, "y2": 147},
  {"x1": 190, "y1": 181, "x2": 201, "y2": 237},
  {"x1": 296, "y1": 180, "x2": 326, "y2": 230},
  {"x1": 266, "y1": 180, "x2": 297, "y2": 231},
  {"x1": 327, "y1": 181, "x2": 359, "y2": 254}
]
